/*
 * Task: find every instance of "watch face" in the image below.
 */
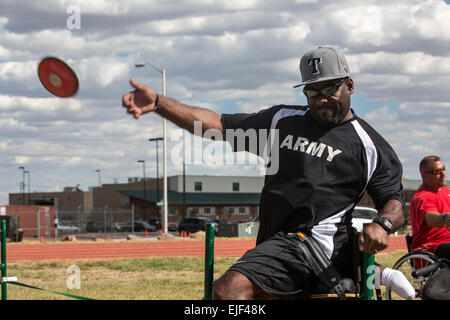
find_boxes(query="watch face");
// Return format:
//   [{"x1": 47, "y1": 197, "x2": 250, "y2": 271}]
[
  {"x1": 384, "y1": 219, "x2": 393, "y2": 229},
  {"x1": 374, "y1": 216, "x2": 393, "y2": 233}
]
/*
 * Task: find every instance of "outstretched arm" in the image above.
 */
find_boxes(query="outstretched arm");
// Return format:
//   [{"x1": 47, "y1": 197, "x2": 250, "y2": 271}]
[{"x1": 122, "y1": 78, "x2": 224, "y2": 136}]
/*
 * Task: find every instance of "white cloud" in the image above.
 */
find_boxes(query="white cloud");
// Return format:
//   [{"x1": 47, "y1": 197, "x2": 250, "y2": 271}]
[
  {"x1": 236, "y1": 101, "x2": 269, "y2": 114},
  {"x1": 14, "y1": 156, "x2": 29, "y2": 165},
  {"x1": 0, "y1": 94, "x2": 83, "y2": 112},
  {"x1": 330, "y1": 5, "x2": 390, "y2": 46},
  {"x1": 61, "y1": 156, "x2": 83, "y2": 167},
  {"x1": 77, "y1": 56, "x2": 130, "y2": 88},
  {"x1": 412, "y1": 0, "x2": 450, "y2": 41},
  {"x1": 352, "y1": 52, "x2": 450, "y2": 75},
  {"x1": 0, "y1": 61, "x2": 36, "y2": 80}
]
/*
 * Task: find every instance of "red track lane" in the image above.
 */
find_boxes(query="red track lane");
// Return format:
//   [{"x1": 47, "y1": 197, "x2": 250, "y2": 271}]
[
  {"x1": 5, "y1": 239, "x2": 257, "y2": 262},
  {"x1": 5, "y1": 236, "x2": 407, "y2": 263}
]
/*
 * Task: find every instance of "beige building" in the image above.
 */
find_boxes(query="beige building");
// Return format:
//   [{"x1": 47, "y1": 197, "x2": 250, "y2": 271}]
[
  {"x1": 9, "y1": 175, "x2": 423, "y2": 227},
  {"x1": 9, "y1": 175, "x2": 264, "y2": 224}
]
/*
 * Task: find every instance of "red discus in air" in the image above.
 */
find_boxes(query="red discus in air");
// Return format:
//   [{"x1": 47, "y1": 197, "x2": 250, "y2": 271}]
[{"x1": 37, "y1": 56, "x2": 79, "y2": 98}]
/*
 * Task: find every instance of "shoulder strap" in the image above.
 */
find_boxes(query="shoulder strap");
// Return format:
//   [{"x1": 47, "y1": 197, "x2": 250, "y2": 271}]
[{"x1": 294, "y1": 232, "x2": 354, "y2": 299}]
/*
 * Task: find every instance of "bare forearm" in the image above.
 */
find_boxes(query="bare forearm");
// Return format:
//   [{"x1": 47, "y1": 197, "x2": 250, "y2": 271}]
[
  {"x1": 425, "y1": 211, "x2": 447, "y2": 228},
  {"x1": 155, "y1": 95, "x2": 224, "y2": 136},
  {"x1": 358, "y1": 199, "x2": 404, "y2": 253},
  {"x1": 378, "y1": 199, "x2": 404, "y2": 232}
]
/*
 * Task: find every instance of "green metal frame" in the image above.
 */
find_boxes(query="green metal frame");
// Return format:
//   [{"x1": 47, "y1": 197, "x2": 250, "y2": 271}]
[
  {"x1": 1, "y1": 220, "x2": 7, "y2": 300},
  {"x1": 203, "y1": 222, "x2": 376, "y2": 300},
  {"x1": 360, "y1": 252, "x2": 375, "y2": 300},
  {"x1": 203, "y1": 223, "x2": 215, "y2": 300}
]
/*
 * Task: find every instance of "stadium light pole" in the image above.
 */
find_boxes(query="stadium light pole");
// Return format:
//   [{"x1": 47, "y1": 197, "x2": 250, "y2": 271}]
[
  {"x1": 137, "y1": 160, "x2": 147, "y2": 218},
  {"x1": 135, "y1": 62, "x2": 168, "y2": 235},
  {"x1": 24, "y1": 170, "x2": 30, "y2": 205},
  {"x1": 95, "y1": 169, "x2": 102, "y2": 187},
  {"x1": 149, "y1": 137, "x2": 163, "y2": 222},
  {"x1": 18, "y1": 166, "x2": 25, "y2": 205}
]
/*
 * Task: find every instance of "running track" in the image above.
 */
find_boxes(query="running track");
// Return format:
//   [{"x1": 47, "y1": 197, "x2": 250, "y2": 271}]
[{"x1": 5, "y1": 236, "x2": 407, "y2": 263}]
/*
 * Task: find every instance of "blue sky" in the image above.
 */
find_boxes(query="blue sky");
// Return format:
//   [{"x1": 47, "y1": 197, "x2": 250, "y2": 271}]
[{"x1": 0, "y1": 0, "x2": 449, "y2": 204}]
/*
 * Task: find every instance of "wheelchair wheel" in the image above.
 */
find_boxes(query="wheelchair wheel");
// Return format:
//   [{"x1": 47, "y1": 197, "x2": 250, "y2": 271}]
[{"x1": 386, "y1": 251, "x2": 438, "y2": 300}]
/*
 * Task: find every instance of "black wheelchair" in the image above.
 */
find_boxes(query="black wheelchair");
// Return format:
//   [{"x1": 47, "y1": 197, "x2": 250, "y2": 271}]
[{"x1": 385, "y1": 234, "x2": 450, "y2": 300}]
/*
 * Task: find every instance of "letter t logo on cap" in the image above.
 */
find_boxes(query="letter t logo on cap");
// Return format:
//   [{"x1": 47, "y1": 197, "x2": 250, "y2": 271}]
[{"x1": 308, "y1": 58, "x2": 322, "y2": 75}]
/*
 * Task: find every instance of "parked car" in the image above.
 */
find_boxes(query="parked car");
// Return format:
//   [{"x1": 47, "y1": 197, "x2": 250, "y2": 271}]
[
  {"x1": 57, "y1": 225, "x2": 80, "y2": 234},
  {"x1": 235, "y1": 216, "x2": 259, "y2": 224},
  {"x1": 177, "y1": 217, "x2": 218, "y2": 234},
  {"x1": 113, "y1": 222, "x2": 129, "y2": 232},
  {"x1": 114, "y1": 221, "x2": 157, "y2": 233},
  {"x1": 147, "y1": 218, "x2": 179, "y2": 232},
  {"x1": 135, "y1": 221, "x2": 157, "y2": 232},
  {"x1": 148, "y1": 218, "x2": 162, "y2": 230},
  {"x1": 351, "y1": 206, "x2": 378, "y2": 232},
  {"x1": 85, "y1": 221, "x2": 112, "y2": 233},
  {"x1": 134, "y1": 221, "x2": 158, "y2": 232},
  {"x1": 168, "y1": 222, "x2": 178, "y2": 232}
]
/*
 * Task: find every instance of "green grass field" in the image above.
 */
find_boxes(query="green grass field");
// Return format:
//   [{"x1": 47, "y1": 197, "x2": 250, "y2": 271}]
[
  {"x1": 6, "y1": 257, "x2": 238, "y2": 300},
  {"x1": 4, "y1": 251, "x2": 408, "y2": 300}
]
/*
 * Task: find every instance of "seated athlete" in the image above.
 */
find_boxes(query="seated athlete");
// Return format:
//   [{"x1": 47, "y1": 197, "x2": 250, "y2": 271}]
[
  {"x1": 409, "y1": 155, "x2": 450, "y2": 260},
  {"x1": 122, "y1": 47, "x2": 406, "y2": 299}
]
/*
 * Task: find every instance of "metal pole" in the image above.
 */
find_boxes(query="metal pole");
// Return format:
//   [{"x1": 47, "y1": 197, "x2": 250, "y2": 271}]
[
  {"x1": 162, "y1": 68, "x2": 168, "y2": 235},
  {"x1": 143, "y1": 161, "x2": 146, "y2": 217},
  {"x1": 131, "y1": 204, "x2": 135, "y2": 234},
  {"x1": 22, "y1": 169, "x2": 25, "y2": 205},
  {"x1": 19, "y1": 166, "x2": 25, "y2": 205},
  {"x1": 135, "y1": 62, "x2": 168, "y2": 234},
  {"x1": 156, "y1": 140, "x2": 160, "y2": 205},
  {"x1": 156, "y1": 140, "x2": 160, "y2": 222},
  {"x1": 149, "y1": 138, "x2": 163, "y2": 221},
  {"x1": 183, "y1": 133, "x2": 186, "y2": 218},
  {"x1": 36, "y1": 209, "x2": 40, "y2": 241},
  {"x1": 183, "y1": 162, "x2": 186, "y2": 219},
  {"x1": 24, "y1": 170, "x2": 29, "y2": 205},
  {"x1": 204, "y1": 223, "x2": 215, "y2": 300},
  {"x1": 96, "y1": 170, "x2": 101, "y2": 187},
  {"x1": 1, "y1": 220, "x2": 7, "y2": 300},
  {"x1": 137, "y1": 160, "x2": 146, "y2": 218},
  {"x1": 28, "y1": 171, "x2": 30, "y2": 205}
]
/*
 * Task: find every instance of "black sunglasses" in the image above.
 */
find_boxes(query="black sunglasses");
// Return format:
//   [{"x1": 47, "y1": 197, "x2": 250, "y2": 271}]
[
  {"x1": 426, "y1": 166, "x2": 446, "y2": 175},
  {"x1": 303, "y1": 77, "x2": 348, "y2": 99}
]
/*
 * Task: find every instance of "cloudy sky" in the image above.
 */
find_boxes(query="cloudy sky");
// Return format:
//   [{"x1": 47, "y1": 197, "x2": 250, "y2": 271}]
[{"x1": 1, "y1": 0, "x2": 449, "y2": 205}]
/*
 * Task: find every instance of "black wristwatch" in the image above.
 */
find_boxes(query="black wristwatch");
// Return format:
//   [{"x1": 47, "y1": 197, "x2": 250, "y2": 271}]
[{"x1": 372, "y1": 216, "x2": 394, "y2": 234}]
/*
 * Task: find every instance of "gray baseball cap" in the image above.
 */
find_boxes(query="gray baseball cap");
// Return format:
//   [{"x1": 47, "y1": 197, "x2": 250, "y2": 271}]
[{"x1": 293, "y1": 47, "x2": 350, "y2": 88}]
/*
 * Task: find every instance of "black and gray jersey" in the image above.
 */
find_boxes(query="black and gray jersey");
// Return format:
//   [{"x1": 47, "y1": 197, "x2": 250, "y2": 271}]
[{"x1": 221, "y1": 105, "x2": 404, "y2": 260}]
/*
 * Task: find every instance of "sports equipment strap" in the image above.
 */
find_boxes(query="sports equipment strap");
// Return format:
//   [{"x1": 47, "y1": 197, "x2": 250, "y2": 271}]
[{"x1": 293, "y1": 232, "x2": 355, "y2": 299}]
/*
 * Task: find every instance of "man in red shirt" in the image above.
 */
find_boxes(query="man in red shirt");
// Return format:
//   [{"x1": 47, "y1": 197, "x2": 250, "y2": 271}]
[{"x1": 409, "y1": 155, "x2": 450, "y2": 259}]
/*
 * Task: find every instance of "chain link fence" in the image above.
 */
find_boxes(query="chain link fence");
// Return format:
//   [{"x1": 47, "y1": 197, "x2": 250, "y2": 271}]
[
  {"x1": 2, "y1": 206, "x2": 56, "y2": 239},
  {"x1": 56, "y1": 206, "x2": 136, "y2": 235},
  {"x1": 2, "y1": 205, "x2": 156, "y2": 241}
]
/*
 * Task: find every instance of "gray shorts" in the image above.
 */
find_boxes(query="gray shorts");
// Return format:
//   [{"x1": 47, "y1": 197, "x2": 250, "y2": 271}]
[{"x1": 228, "y1": 232, "x2": 318, "y2": 299}]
